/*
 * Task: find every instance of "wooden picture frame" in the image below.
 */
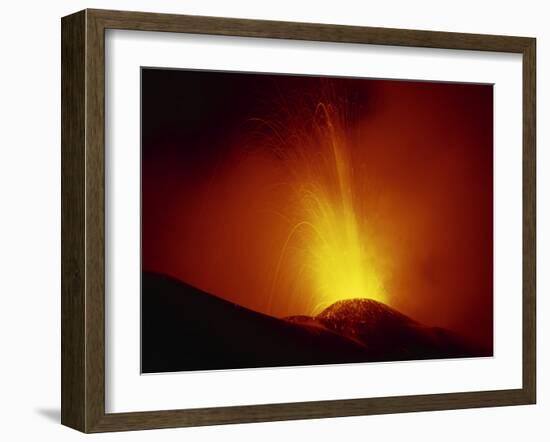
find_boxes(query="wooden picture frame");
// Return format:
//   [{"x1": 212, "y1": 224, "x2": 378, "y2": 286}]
[{"x1": 61, "y1": 8, "x2": 536, "y2": 433}]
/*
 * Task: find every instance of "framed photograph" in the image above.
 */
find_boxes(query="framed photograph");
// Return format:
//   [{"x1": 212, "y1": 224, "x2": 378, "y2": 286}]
[{"x1": 61, "y1": 9, "x2": 536, "y2": 433}]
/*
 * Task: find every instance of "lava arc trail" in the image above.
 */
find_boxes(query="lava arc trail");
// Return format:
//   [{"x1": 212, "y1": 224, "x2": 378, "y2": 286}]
[{"x1": 260, "y1": 98, "x2": 389, "y2": 315}]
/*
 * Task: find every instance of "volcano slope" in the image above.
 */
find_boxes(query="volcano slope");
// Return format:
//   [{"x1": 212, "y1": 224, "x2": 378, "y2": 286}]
[{"x1": 142, "y1": 272, "x2": 491, "y2": 373}]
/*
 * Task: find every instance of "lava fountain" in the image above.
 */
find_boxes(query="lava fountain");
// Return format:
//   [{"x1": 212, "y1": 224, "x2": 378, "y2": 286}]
[
  {"x1": 256, "y1": 96, "x2": 389, "y2": 315},
  {"x1": 142, "y1": 71, "x2": 494, "y2": 349}
]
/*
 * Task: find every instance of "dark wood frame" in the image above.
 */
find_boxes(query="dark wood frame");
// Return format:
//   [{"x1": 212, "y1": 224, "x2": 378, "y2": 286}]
[{"x1": 61, "y1": 8, "x2": 536, "y2": 433}]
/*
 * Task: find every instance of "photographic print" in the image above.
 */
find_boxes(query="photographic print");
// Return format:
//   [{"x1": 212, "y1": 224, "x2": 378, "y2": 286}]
[{"x1": 141, "y1": 68, "x2": 494, "y2": 374}]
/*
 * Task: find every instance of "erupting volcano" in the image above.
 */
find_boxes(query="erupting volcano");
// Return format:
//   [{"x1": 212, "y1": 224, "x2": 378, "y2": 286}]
[
  {"x1": 261, "y1": 97, "x2": 388, "y2": 315},
  {"x1": 141, "y1": 68, "x2": 494, "y2": 373}
]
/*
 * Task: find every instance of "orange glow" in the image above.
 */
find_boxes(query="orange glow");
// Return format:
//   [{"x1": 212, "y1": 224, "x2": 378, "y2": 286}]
[
  {"x1": 265, "y1": 102, "x2": 388, "y2": 315},
  {"x1": 142, "y1": 72, "x2": 493, "y2": 350}
]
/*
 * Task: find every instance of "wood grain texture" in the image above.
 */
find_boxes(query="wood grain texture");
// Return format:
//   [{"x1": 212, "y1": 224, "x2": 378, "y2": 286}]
[
  {"x1": 61, "y1": 10, "x2": 86, "y2": 432},
  {"x1": 91, "y1": 389, "x2": 530, "y2": 433},
  {"x1": 90, "y1": 8, "x2": 532, "y2": 52},
  {"x1": 60, "y1": 8, "x2": 537, "y2": 433},
  {"x1": 84, "y1": 10, "x2": 107, "y2": 433},
  {"x1": 522, "y1": 38, "x2": 536, "y2": 403}
]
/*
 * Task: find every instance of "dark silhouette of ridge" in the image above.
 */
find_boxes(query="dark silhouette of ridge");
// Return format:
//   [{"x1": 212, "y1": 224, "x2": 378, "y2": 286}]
[
  {"x1": 142, "y1": 272, "x2": 490, "y2": 373},
  {"x1": 287, "y1": 299, "x2": 487, "y2": 361}
]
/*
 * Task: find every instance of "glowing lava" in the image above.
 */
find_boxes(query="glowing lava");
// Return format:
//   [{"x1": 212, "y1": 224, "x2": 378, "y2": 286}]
[
  {"x1": 142, "y1": 72, "x2": 494, "y2": 349},
  {"x1": 266, "y1": 101, "x2": 388, "y2": 315}
]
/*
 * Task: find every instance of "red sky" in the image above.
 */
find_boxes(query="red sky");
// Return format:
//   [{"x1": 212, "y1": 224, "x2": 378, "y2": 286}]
[{"x1": 142, "y1": 69, "x2": 493, "y2": 349}]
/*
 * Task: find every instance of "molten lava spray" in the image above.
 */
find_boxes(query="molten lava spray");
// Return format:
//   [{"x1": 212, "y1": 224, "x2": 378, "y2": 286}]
[
  {"x1": 264, "y1": 100, "x2": 387, "y2": 314},
  {"x1": 142, "y1": 70, "x2": 493, "y2": 349}
]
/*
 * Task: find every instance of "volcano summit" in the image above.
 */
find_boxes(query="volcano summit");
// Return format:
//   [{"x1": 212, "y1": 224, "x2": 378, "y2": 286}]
[{"x1": 141, "y1": 272, "x2": 490, "y2": 373}]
